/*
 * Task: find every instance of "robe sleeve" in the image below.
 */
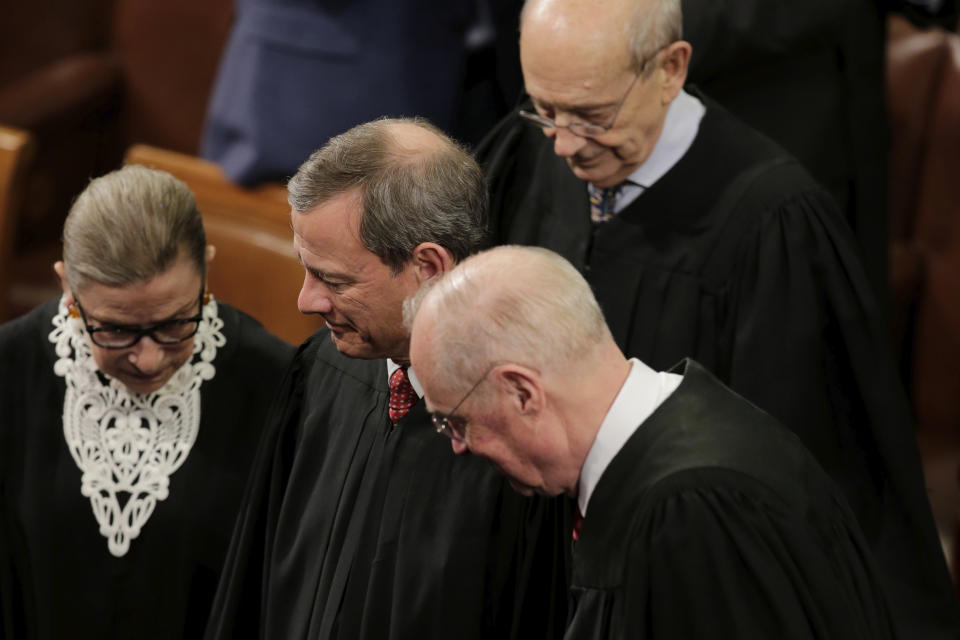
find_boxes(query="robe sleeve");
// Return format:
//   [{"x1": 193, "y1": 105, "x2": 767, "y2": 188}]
[
  {"x1": 723, "y1": 186, "x2": 916, "y2": 501},
  {"x1": 629, "y1": 480, "x2": 895, "y2": 639},
  {"x1": 718, "y1": 186, "x2": 958, "y2": 634}
]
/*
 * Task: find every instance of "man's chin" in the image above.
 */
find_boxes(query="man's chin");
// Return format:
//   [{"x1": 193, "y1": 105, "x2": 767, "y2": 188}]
[
  {"x1": 327, "y1": 330, "x2": 383, "y2": 361},
  {"x1": 568, "y1": 162, "x2": 614, "y2": 186},
  {"x1": 507, "y1": 478, "x2": 537, "y2": 496}
]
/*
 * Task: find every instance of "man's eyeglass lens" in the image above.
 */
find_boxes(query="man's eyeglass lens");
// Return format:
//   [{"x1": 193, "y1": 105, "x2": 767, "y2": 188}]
[{"x1": 432, "y1": 415, "x2": 467, "y2": 443}]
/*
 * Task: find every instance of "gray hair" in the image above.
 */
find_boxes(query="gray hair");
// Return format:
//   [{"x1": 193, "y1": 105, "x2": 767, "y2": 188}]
[
  {"x1": 628, "y1": 0, "x2": 682, "y2": 73},
  {"x1": 62, "y1": 165, "x2": 206, "y2": 293},
  {"x1": 407, "y1": 245, "x2": 611, "y2": 393},
  {"x1": 287, "y1": 117, "x2": 488, "y2": 274}
]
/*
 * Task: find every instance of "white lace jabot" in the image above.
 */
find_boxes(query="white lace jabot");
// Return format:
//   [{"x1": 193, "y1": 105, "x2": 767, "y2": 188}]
[{"x1": 48, "y1": 295, "x2": 226, "y2": 557}]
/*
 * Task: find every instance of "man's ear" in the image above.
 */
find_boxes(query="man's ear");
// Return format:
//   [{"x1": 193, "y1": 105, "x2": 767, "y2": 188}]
[
  {"x1": 411, "y1": 242, "x2": 455, "y2": 284},
  {"x1": 53, "y1": 261, "x2": 74, "y2": 306},
  {"x1": 659, "y1": 40, "x2": 692, "y2": 105},
  {"x1": 496, "y1": 365, "x2": 543, "y2": 417}
]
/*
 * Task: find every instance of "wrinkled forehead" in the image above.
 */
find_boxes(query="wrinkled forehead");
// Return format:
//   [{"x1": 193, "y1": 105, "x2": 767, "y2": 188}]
[
  {"x1": 521, "y1": 30, "x2": 632, "y2": 102},
  {"x1": 520, "y1": 4, "x2": 632, "y2": 74}
]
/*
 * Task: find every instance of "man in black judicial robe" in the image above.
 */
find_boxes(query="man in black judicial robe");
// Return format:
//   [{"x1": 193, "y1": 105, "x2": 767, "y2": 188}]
[
  {"x1": 203, "y1": 118, "x2": 567, "y2": 639},
  {"x1": 408, "y1": 245, "x2": 898, "y2": 640},
  {"x1": 475, "y1": 0, "x2": 959, "y2": 637}
]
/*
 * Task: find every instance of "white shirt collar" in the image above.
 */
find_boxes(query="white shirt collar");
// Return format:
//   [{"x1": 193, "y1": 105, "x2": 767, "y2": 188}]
[
  {"x1": 577, "y1": 358, "x2": 682, "y2": 515},
  {"x1": 610, "y1": 89, "x2": 705, "y2": 212},
  {"x1": 387, "y1": 358, "x2": 423, "y2": 398}
]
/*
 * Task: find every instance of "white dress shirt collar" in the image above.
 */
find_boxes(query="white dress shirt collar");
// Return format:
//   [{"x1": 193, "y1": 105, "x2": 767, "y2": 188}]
[
  {"x1": 611, "y1": 89, "x2": 706, "y2": 213},
  {"x1": 577, "y1": 359, "x2": 682, "y2": 515}
]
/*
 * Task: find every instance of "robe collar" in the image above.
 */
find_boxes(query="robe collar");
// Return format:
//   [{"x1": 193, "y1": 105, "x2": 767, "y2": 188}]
[
  {"x1": 577, "y1": 358, "x2": 682, "y2": 516},
  {"x1": 603, "y1": 89, "x2": 706, "y2": 213}
]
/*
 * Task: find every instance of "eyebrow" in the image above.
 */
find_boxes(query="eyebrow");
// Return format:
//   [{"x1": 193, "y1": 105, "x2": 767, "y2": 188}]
[
  {"x1": 296, "y1": 253, "x2": 354, "y2": 285},
  {"x1": 531, "y1": 96, "x2": 618, "y2": 115}
]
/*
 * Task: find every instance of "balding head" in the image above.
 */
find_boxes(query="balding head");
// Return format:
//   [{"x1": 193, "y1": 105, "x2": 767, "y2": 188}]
[
  {"x1": 408, "y1": 245, "x2": 612, "y2": 396},
  {"x1": 288, "y1": 117, "x2": 488, "y2": 273},
  {"x1": 516, "y1": 0, "x2": 689, "y2": 188},
  {"x1": 520, "y1": 0, "x2": 682, "y2": 76},
  {"x1": 408, "y1": 246, "x2": 629, "y2": 497}
]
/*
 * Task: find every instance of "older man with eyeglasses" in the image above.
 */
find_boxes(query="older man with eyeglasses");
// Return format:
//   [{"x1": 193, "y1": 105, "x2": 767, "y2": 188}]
[
  {"x1": 476, "y1": 0, "x2": 959, "y2": 636},
  {"x1": 408, "y1": 245, "x2": 899, "y2": 639}
]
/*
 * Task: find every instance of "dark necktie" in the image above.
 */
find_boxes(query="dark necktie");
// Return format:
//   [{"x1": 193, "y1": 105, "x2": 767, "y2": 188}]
[
  {"x1": 588, "y1": 183, "x2": 619, "y2": 223},
  {"x1": 388, "y1": 367, "x2": 418, "y2": 423}
]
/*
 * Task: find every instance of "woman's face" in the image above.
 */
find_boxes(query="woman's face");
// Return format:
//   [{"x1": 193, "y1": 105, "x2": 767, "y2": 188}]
[{"x1": 68, "y1": 255, "x2": 205, "y2": 394}]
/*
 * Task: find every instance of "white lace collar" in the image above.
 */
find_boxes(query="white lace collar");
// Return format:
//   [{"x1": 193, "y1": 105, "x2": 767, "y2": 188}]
[{"x1": 48, "y1": 295, "x2": 226, "y2": 557}]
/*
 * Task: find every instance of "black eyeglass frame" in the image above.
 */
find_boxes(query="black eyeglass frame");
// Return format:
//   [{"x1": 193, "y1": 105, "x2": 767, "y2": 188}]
[
  {"x1": 74, "y1": 288, "x2": 206, "y2": 349},
  {"x1": 517, "y1": 43, "x2": 671, "y2": 139}
]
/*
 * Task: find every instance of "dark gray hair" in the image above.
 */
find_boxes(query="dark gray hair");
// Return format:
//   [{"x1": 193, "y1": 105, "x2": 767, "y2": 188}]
[
  {"x1": 287, "y1": 117, "x2": 488, "y2": 274},
  {"x1": 62, "y1": 165, "x2": 206, "y2": 293}
]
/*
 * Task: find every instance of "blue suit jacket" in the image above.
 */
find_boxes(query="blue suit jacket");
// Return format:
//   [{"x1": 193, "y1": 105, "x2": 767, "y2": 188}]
[{"x1": 202, "y1": 0, "x2": 472, "y2": 185}]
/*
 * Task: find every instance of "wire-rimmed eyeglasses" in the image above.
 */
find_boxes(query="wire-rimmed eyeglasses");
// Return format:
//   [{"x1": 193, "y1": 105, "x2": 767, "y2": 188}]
[
  {"x1": 73, "y1": 288, "x2": 206, "y2": 349},
  {"x1": 431, "y1": 365, "x2": 500, "y2": 443},
  {"x1": 517, "y1": 44, "x2": 669, "y2": 138}
]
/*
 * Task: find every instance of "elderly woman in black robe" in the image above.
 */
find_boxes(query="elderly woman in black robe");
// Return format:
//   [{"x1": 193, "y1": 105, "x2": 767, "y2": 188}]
[{"x1": 0, "y1": 165, "x2": 293, "y2": 639}]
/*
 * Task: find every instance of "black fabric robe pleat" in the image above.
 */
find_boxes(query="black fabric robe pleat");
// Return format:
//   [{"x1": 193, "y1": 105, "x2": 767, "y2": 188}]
[{"x1": 566, "y1": 360, "x2": 897, "y2": 639}]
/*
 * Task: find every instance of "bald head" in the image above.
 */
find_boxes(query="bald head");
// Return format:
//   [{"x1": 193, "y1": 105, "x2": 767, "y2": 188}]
[
  {"x1": 409, "y1": 246, "x2": 612, "y2": 396},
  {"x1": 288, "y1": 117, "x2": 488, "y2": 273},
  {"x1": 520, "y1": 0, "x2": 682, "y2": 75}
]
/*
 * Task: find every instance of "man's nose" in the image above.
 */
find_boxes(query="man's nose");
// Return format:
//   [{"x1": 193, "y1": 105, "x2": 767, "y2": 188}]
[
  {"x1": 551, "y1": 126, "x2": 589, "y2": 158},
  {"x1": 298, "y1": 274, "x2": 334, "y2": 315}
]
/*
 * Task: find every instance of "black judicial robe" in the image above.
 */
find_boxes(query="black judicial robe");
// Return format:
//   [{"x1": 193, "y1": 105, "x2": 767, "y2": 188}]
[
  {"x1": 0, "y1": 299, "x2": 294, "y2": 639},
  {"x1": 477, "y1": 96, "x2": 960, "y2": 637},
  {"x1": 204, "y1": 328, "x2": 568, "y2": 639},
  {"x1": 568, "y1": 359, "x2": 896, "y2": 640}
]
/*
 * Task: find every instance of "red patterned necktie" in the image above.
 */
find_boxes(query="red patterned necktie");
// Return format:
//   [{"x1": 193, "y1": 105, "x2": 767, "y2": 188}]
[
  {"x1": 388, "y1": 367, "x2": 418, "y2": 423},
  {"x1": 572, "y1": 505, "x2": 584, "y2": 542}
]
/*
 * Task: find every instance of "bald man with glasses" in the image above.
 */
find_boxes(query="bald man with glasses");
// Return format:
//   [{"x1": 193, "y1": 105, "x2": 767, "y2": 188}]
[{"x1": 408, "y1": 245, "x2": 899, "y2": 640}]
